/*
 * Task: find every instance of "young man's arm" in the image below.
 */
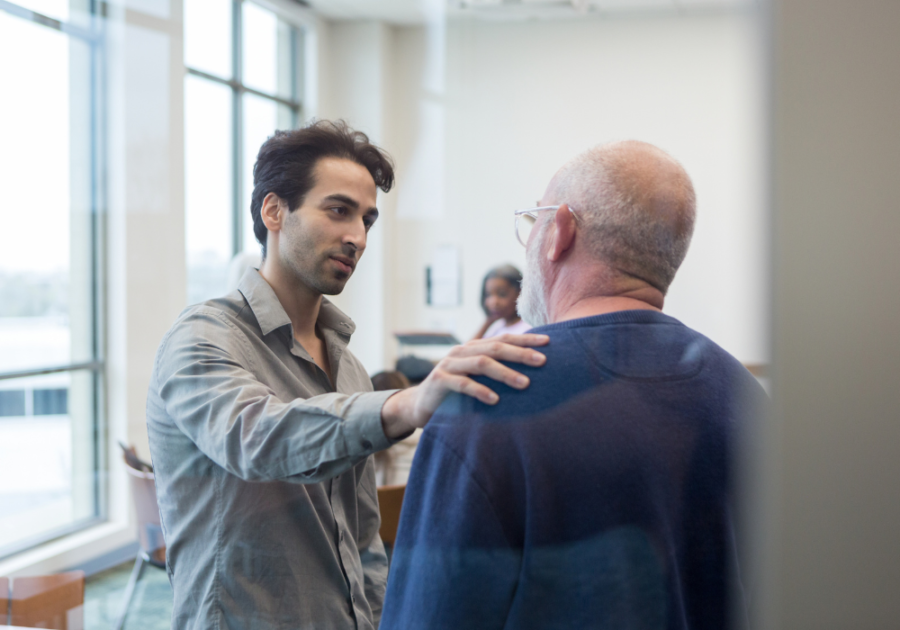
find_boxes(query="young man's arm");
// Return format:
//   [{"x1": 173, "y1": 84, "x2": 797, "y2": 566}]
[
  {"x1": 153, "y1": 308, "x2": 400, "y2": 482},
  {"x1": 154, "y1": 312, "x2": 547, "y2": 484}
]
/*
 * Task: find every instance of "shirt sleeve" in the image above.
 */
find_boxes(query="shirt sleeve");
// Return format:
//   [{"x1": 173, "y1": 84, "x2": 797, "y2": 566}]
[
  {"x1": 153, "y1": 307, "x2": 395, "y2": 483},
  {"x1": 380, "y1": 429, "x2": 522, "y2": 630}
]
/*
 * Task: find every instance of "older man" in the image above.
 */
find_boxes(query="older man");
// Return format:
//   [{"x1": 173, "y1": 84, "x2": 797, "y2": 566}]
[{"x1": 381, "y1": 141, "x2": 767, "y2": 629}]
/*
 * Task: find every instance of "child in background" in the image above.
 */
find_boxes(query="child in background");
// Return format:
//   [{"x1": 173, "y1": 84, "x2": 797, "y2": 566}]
[
  {"x1": 371, "y1": 371, "x2": 419, "y2": 486},
  {"x1": 472, "y1": 264, "x2": 531, "y2": 340}
]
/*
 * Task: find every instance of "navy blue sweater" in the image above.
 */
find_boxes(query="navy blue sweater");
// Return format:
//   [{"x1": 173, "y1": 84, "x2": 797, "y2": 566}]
[{"x1": 381, "y1": 310, "x2": 766, "y2": 630}]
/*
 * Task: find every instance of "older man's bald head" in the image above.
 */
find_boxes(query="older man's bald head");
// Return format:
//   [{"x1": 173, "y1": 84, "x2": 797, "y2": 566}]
[{"x1": 545, "y1": 140, "x2": 696, "y2": 293}]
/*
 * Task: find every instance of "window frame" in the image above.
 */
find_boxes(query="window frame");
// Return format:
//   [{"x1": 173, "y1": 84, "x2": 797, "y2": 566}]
[
  {"x1": 184, "y1": 0, "x2": 304, "y2": 260},
  {"x1": 0, "y1": 0, "x2": 106, "y2": 560}
]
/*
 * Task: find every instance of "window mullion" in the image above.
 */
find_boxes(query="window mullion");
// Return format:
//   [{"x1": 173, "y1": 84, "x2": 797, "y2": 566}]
[
  {"x1": 232, "y1": 0, "x2": 243, "y2": 257},
  {"x1": 90, "y1": 0, "x2": 106, "y2": 523},
  {"x1": 0, "y1": 0, "x2": 100, "y2": 43}
]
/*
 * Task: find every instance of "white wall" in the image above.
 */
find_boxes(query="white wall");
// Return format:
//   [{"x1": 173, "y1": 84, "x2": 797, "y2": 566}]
[
  {"x1": 310, "y1": 11, "x2": 768, "y2": 375},
  {"x1": 381, "y1": 12, "x2": 767, "y2": 368}
]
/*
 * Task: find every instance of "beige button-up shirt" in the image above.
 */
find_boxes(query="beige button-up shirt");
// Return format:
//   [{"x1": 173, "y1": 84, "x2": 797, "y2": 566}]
[{"x1": 146, "y1": 269, "x2": 397, "y2": 630}]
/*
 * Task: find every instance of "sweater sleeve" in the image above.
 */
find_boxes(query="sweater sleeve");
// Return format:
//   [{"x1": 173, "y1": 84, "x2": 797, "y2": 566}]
[{"x1": 380, "y1": 429, "x2": 522, "y2": 630}]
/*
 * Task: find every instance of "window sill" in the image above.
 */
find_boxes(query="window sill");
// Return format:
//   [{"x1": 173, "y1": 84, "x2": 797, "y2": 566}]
[{"x1": 0, "y1": 521, "x2": 136, "y2": 577}]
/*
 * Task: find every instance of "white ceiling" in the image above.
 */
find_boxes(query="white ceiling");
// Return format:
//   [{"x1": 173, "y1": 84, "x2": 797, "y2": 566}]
[
  {"x1": 302, "y1": 0, "x2": 432, "y2": 24},
  {"x1": 303, "y1": 0, "x2": 755, "y2": 25}
]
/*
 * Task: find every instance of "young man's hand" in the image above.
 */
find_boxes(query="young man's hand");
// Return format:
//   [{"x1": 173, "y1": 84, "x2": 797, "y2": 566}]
[{"x1": 380, "y1": 333, "x2": 549, "y2": 438}]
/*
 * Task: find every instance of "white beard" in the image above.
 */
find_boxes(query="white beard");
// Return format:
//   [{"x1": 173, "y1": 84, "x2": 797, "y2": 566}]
[{"x1": 517, "y1": 225, "x2": 551, "y2": 327}]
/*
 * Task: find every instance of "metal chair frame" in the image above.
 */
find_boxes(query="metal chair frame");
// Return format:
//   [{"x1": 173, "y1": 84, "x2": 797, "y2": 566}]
[{"x1": 115, "y1": 456, "x2": 166, "y2": 630}]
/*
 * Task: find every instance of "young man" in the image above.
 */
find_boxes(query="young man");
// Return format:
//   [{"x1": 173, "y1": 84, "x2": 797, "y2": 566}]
[
  {"x1": 381, "y1": 141, "x2": 768, "y2": 629},
  {"x1": 146, "y1": 120, "x2": 548, "y2": 629}
]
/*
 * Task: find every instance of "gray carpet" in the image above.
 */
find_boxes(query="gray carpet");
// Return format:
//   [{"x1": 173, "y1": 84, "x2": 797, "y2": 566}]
[{"x1": 84, "y1": 560, "x2": 173, "y2": 630}]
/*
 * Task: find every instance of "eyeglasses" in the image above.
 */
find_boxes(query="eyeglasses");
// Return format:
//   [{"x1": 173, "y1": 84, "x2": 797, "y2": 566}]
[{"x1": 513, "y1": 205, "x2": 576, "y2": 246}]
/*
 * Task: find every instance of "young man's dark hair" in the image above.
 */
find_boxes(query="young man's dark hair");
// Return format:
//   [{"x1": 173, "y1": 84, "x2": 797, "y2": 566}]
[{"x1": 250, "y1": 119, "x2": 395, "y2": 257}]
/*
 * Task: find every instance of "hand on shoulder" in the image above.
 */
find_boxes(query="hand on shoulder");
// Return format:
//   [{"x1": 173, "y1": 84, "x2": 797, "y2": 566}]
[{"x1": 380, "y1": 333, "x2": 548, "y2": 438}]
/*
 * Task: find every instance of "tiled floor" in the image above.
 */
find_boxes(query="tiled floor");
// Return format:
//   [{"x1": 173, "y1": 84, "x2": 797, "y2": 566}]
[{"x1": 84, "y1": 560, "x2": 173, "y2": 630}]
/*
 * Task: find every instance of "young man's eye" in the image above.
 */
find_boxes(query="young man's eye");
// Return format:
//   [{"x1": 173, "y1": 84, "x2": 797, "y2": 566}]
[{"x1": 329, "y1": 206, "x2": 348, "y2": 216}]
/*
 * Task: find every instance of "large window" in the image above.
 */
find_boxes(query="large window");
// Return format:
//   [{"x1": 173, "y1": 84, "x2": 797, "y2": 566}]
[
  {"x1": 184, "y1": 0, "x2": 304, "y2": 304},
  {"x1": 0, "y1": 0, "x2": 104, "y2": 558}
]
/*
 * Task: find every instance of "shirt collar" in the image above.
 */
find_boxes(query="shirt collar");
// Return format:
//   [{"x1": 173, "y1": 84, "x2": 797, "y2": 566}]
[
  {"x1": 318, "y1": 297, "x2": 357, "y2": 337},
  {"x1": 238, "y1": 268, "x2": 357, "y2": 338}
]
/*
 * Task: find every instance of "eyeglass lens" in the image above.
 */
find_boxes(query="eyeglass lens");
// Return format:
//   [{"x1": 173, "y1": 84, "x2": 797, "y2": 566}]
[{"x1": 516, "y1": 214, "x2": 536, "y2": 246}]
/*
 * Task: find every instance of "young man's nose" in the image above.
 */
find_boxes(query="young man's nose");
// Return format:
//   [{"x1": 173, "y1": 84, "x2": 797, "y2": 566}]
[{"x1": 343, "y1": 222, "x2": 367, "y2": 251}]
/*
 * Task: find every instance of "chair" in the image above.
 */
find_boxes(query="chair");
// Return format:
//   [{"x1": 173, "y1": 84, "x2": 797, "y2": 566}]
[
  {"x1": 5, "y1": 571, "x2": 85, "y2": 629},
  {"x1": 743, "y1": 363, "x2": 768, "y2": 378},
  {"x1": 114, "y1": 453, "x2": 166, "y2": 630},
  {"x1": 1, "y1": 576, "x2": 8, "y2": 625},
  {"x1": 376, "y1": 484, "x2": 406, "y2": 547}
]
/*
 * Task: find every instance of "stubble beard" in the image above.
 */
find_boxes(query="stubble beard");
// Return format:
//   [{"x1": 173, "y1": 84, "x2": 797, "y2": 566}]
[
  {"x1": 517, "y1": 224, "x2": 551, "y2": 328},
  {"x1": 282, "y1": 234, "x2": 353, "y2": 297},
  {"x1": 308, "y1": 250, "x2": 353, "y2": 296}
]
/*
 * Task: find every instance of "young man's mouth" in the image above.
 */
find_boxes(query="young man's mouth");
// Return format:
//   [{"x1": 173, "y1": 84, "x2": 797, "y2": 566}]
[{"x1": 330, "y1": 255, "x2": 356, "y2": 274}]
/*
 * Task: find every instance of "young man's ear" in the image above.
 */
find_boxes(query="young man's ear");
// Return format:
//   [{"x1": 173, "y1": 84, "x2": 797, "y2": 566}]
[
  {"x1": 260, "y1": 193, "x2": 285, "y2": 233},
  {"x1": 547, "y1": 203, "x2": 577, "y2": 262}
]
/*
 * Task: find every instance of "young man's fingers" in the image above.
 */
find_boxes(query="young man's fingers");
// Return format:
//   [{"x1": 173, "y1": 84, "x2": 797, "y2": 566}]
[
  {"x1": 492, "y1": 332, "x2": 550, "y2": 347},
  {"x1": 462, "y1": 333, "x2": 549, "y2": 350},
  {"x1": 440, "y1": 355, "x2": 531, "y2": 390},
  {"x1": 440, "y1": 372, "x2": 500, "y2": 405},
  {"x1": 450, "y1": 340, "x2": 547, "y2": 367}
]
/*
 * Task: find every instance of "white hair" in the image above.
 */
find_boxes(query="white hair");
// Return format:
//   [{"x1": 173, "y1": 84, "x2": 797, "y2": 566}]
[
  {"x1": 551, "y1": 141, "x2": 696, "y2": 293},
  {"x1": 517, "y1": 222, "x2": 551, "y2": 327}
]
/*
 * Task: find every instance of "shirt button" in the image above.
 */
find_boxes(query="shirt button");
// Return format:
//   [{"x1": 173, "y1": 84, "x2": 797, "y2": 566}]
[
  {"x1": 361, "y1": 440, "x2": 373, "y2": 450},
  {"x1": 340, "y1": 531, "x2": 345, "y2": 542},
  {"x1": 351, "y1": 594, "x2": 357, "y2": 604}
]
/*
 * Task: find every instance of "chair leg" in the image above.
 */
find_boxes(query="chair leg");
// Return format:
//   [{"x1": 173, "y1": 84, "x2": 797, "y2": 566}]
[{"x1": 114, "y1": 554, "x2": 145, "y2": 630}]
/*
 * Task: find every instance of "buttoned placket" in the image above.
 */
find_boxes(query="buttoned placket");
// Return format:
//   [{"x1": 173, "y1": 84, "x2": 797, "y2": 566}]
[
  {"x1": 321, "y1": 328, "x2": 369, "y2": 627},
  {"x1": 285, "y1": 330, "x2": 331, "y2": 390},
  {"x1": 330, "y1": 478, "x2": 369, "y2": 627},
  {"x1": 285, "y1": 324, "x2": 367, "y2": 627}
]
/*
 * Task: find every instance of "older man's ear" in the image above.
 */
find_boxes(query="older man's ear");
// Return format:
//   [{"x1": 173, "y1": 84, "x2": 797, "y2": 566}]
[{"x1": 548, "y1": 202, "x2": 577, "y2": 262}]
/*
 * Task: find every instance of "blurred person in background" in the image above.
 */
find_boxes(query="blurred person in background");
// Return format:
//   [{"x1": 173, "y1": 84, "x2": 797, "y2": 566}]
[
  {"x1": 371, "y1": 369, "x2": 411, "y2": 393},
  {"x1": 382, "y1": 140, "x2": 768, "y2": 630},
  {"x1": 371, "y1": 371, "x2": 420, "y2": 486},
  {"x1": 472, "y1": 264, "x2": 531, "y2": 339}
]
